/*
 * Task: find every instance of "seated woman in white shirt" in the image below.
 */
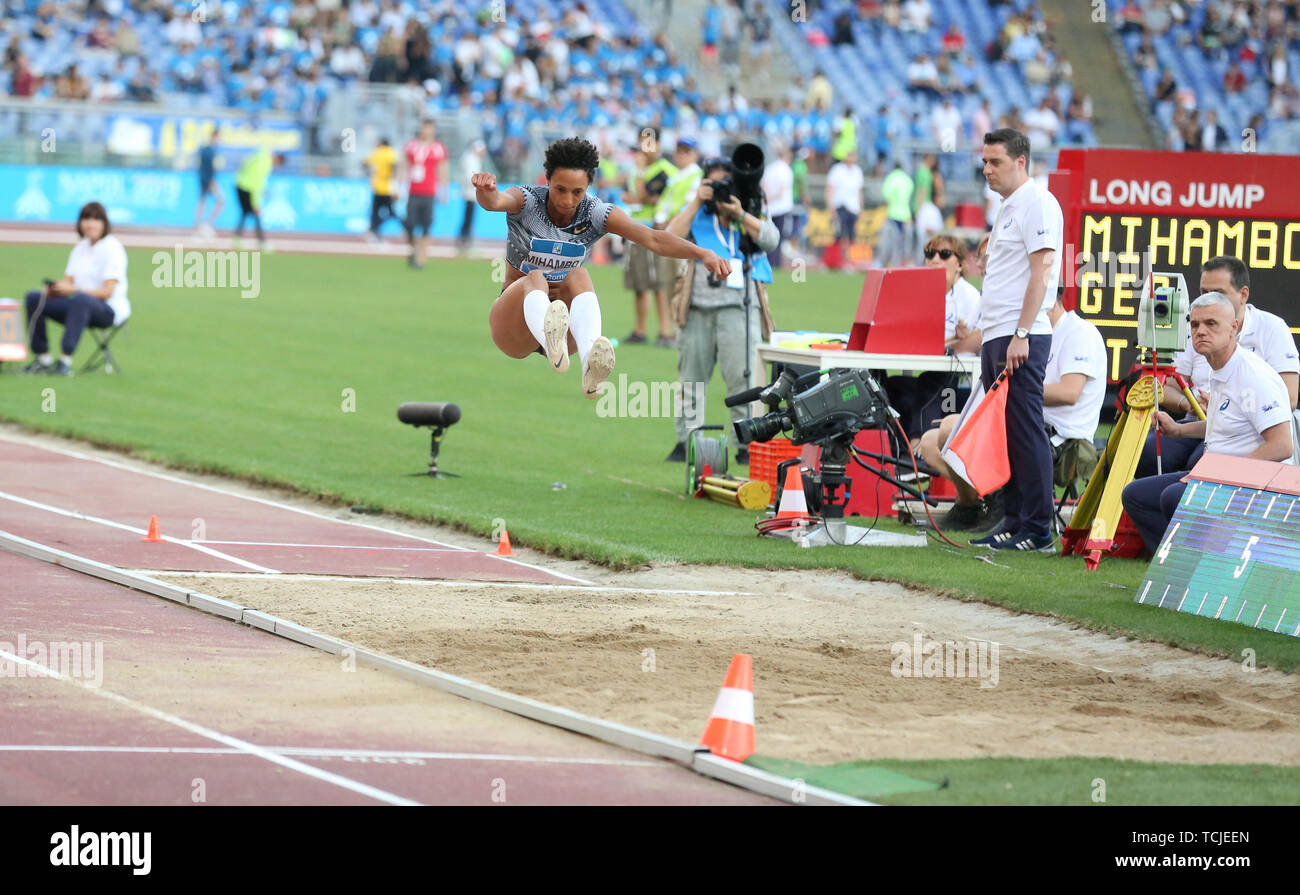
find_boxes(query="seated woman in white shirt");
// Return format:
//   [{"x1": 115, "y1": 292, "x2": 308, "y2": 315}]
[
  {"x1": 23, "y1": 202, "x2": 130, "y2": 376},
  {"x1": 884, "y1": 233, "x2": 982, "y2": 449}
]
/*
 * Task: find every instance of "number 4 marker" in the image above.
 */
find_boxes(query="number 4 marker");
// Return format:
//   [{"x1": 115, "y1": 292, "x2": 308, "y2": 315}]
[{"x1": 1156, "y1": 522, "x2": 1180, "y2": 564}]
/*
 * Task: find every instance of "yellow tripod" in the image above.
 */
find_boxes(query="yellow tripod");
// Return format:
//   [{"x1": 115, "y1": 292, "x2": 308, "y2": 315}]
[{"x1": 1061, "y1": 366, "x2": 1205, "y2": 570}]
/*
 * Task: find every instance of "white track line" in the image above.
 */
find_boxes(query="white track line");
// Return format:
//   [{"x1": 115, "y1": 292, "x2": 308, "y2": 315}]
[
  {"x1": 0, "y1": 745, "x2": 659, "y2": 767},
  {"x1": 123, "y1": 569, "x2": 757, "y2": 597},
  {"x1": 0, "y1": 647, "x2": 420, "y2": 806},
  {"x1": 193, "y1": 540, "x2": 467, "y2": 552},
  {"x1": 481, "y1": 552, "x2": 593, "y2": 584},
  {"x1": 0, "y1": 489, "x2": 278, "y2": 574},
  {"x1": 0, "y1": 435, "x2": 595, "y2": 585}
]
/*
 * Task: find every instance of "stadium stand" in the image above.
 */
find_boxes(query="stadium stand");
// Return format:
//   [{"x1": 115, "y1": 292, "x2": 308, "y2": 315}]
[
  {"x1": 1109, "y1": 0, "x2": 1299, "y2": 153},
  {"x1": 768, "y1": 0, "x2": 1099, "y2": 171}
]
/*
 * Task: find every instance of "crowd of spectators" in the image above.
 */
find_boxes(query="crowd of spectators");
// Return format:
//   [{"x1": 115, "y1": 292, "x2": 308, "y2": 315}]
[
  {"x1": 0, "y1": 0, "x2": 848, "y2": 177},
  {"x1": 1117, "y1": 0, "x2": 1299, "y2": 151}
]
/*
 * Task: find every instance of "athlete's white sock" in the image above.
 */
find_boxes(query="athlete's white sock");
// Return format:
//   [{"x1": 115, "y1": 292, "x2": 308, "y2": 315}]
[
  {"x1": 522, "y1": 289, "x2": 550, "y2": 348},
  {"x1": 569, "y1": 291, "x2": 602, "y2": 366}
]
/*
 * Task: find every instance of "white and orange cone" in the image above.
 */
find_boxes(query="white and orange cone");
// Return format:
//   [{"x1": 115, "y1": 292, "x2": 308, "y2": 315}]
[
  {"x1": 699, "y1": 653, "x2": 755, "y2": 762},
  {"x1": 495, "y1": 528, "x2": 514, "y2": 556},
  {"x1": 775, "y1": 465, "x2": 810, "y2": 520}
]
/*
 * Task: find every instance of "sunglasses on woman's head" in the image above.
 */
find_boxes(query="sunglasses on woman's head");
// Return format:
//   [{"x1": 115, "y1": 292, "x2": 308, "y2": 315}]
[{"x1": 924, "y1": 248, "x2": 955, "y2": 260}]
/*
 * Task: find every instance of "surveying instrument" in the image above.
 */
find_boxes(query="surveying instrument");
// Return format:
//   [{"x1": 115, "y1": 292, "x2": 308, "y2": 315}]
[{"x1": 1061, "y1": 272, "x2": 1206, "y2": 570}]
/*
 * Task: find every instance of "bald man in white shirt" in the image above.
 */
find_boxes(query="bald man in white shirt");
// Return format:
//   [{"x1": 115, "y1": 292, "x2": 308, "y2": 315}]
[
  {"x1": 1123, "y1": 292, "x2": 1294, "y2": 554},
  {"x1": 1136, "y1": 254, "x2": 1299, "y2": 476}
]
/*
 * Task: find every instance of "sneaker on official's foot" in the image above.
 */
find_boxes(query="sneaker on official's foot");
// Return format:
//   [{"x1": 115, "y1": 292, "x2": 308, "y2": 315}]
[
  {"x1": 991, "y1": 531, "x2": 1057, "y2": 553},
  {"x1": 666, "y1": 442, "x2": 686, "y2": 462},
  {"x1": 970, "y1": 525, "x2": 1018, "y2": 547},
  {"x1": 623, "y1": 332, "x2": 648, "y2": 344},
  {"x1": 542, "y1": 300, "x2": 570, "y2": 373},
  {"x1": 581, "y1": 336, "x2": 616, "y2": 399},
  {"x1": 22, "y1": 358, "x2": 54, "y2": 374},
  {"x1": 655, "y1": 335, "x2": 676, "y2": 348},
  {"x1": 940, "y1": 501, "x2": 984, "y2": 531},
  {"x1": 50, "y1": 360, "x2": 73, "y2": 377}
]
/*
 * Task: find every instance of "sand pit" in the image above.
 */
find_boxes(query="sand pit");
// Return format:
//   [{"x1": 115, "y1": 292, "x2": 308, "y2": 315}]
[{"x1": 162, "y1": 561, "x2": 1300, "y2": 767}]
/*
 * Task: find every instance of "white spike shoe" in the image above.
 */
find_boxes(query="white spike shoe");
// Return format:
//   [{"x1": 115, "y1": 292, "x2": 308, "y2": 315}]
[
  {"x1": 582, "y1": 336, "x2": 616, "y2": 399},
  {"x1": 543, "y1": 300, "x2": 570, "y2": 373}
]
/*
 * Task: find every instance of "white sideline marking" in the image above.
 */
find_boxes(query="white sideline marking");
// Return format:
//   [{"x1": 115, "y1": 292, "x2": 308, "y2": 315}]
[
  {"x1": 0, "y1": 436, "x2": 595, "y2": 585},
  {"x1": 121, "y1": 569, "x2": 757, "y2": 597},
  {"x1": 0, "y1": 489, "x2": 278, "y2": 573},
  {"x1": 0, "y1": 745, "x2": 659, "y2": 767},
  {"x1": 0, "y1": 648, "x2": 420, "y2": 806}
]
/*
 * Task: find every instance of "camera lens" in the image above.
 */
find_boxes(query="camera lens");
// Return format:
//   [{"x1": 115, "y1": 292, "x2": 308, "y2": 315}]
[
  {"x1": 733, "y1": 413, "x2": 786, "y2": 444},
  {"x1": 1154, "y1": 300, "x2": 1170, "y2": 320}
]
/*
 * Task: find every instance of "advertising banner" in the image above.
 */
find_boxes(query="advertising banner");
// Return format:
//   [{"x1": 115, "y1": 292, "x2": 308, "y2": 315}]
[{"x1": 0, "y1": 164, "x2": 507, "y2": 240}]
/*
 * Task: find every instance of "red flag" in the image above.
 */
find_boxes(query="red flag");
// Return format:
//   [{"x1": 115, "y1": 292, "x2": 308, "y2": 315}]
[{"x1": 942, "y1": 371, "x2": 1011, "y2": 497}]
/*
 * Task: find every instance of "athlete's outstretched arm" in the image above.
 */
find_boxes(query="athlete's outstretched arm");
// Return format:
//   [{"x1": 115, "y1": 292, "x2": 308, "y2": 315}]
[
  {"x1": 605, "y1": 206, "x2": 732, "y2": 279},
  {"x1": 472, "y1": 172, "x2": 524, "y2": 213}
]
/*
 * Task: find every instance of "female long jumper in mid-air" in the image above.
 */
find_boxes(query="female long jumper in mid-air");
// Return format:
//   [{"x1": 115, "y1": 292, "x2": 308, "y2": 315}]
[{"x1": 474, "y1": 137, "x2": 732, "y2": 398}]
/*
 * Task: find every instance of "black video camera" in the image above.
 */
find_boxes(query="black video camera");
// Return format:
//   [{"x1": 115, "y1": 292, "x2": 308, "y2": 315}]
[{"x1": 733, "y1": 368, "x2": 891, "y2": 447}]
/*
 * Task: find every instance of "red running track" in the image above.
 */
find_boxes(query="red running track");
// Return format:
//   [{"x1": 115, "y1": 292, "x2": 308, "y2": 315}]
[
  {"x1": 0, "y1": 551, "x2": 772, "y2": 805},
  {"x1": 0, "y1": 437, "x2": 576, "y2": 584}
]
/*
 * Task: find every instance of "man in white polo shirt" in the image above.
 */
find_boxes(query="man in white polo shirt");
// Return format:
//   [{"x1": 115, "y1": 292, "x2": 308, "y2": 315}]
[
  {"x1": 1136, "y1": 254, "x2": 1300, "y2": 476},
  {"x1": 970, "y1": 128, "x2": 1063, "y2": 552},
  {"x1": 919, "y1": 291, "x2": 1104, "y2": 531},
  {"x1": 1122, "y1": 292, "x2": 1294, "y2": 554},
  {"x1": 1043, "y1": 294, "x2": 1107, "y2": 479}
]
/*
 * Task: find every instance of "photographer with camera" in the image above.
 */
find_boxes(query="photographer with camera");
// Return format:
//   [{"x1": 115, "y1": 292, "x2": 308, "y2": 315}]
[
  {"x1": 1122, "y1": 292, "x2": 1294, "y2": 555},
  {"x1": 1135, "y1": 255, "x2": 1300, "y2": 477},
  {"x1": 663, "y1": 153, "x2": 779, "y2": 464}
]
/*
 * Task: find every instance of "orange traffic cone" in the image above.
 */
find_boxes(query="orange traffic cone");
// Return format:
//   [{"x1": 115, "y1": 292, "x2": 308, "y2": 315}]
[
  {"x1": 775, "y1": 465, "x2": 810, "y2": 520},
  {"x1": 495, "y1": 528, "x2": 514, "y2": 556},
  {"x1": 141, "y1": 515, "x2": 163, "y2": 542},
  {"x1": 699, "y1": 653, "x2": 755, "y2": 762}
]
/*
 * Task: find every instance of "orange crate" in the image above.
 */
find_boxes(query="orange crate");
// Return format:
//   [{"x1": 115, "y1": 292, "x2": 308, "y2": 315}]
[{"x1": 749, "y1": 437, "x2": 802, "y2": 497}]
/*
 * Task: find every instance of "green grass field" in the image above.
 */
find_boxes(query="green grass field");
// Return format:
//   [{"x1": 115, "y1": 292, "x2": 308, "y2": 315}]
[
  {"x1": 748, "y1": 755, "x2": 1300, "y2": 805},
  {"x1": 2, "y1": 244, "x2": 1297, "y2": 675}
]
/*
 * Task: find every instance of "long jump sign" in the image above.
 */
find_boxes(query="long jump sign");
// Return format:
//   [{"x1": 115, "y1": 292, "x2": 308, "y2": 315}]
[{"x1": 1050, "y1": 149, "x2": 1300, "y2": 382}]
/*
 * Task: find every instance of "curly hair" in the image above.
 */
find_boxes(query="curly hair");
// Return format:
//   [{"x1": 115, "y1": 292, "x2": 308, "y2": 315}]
[{"x1": 543, "y1": 137, "x2": 599, "y2": 183}]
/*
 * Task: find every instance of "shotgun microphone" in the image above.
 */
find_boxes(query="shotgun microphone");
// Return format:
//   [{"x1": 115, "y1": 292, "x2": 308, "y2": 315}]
[
  {"x1": 397, "y1": 402, "x2": 462, "y2": 427},
  {"x1": 397, "y1": 402, "x2": 461, "y2": 478}
]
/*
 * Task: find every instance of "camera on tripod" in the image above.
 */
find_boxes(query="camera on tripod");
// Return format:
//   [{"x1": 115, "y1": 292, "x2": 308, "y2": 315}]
[
  {"x1": 732, "y1": 368, "x2": 890, "y2": 447},
  {"x1": 727, "y1": 368, "x2": 935, "y2": 544},
  {"x1": 1137, "y1": 272, "x2": 1191, "y2": 355}
]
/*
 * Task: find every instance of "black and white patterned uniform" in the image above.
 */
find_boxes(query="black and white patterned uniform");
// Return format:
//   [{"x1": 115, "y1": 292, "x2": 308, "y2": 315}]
[{"x1": 505, "y1": 184, "x2": 614, "y2": 282}]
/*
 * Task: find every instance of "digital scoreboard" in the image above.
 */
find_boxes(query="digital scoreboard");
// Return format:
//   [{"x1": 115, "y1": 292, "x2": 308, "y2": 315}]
[
  {"x1": 1052, "y1": 150, "x2": 1300, "y2": 382},
  {"x1": 1138, "y1": 454, "x2": 1300, "y2": 637}
]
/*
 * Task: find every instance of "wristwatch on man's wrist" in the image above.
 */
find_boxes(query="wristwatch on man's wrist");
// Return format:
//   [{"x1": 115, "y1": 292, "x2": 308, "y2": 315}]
[{"x1": 1014, "y1": 327, "x2": 1030, "y2": 340}]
